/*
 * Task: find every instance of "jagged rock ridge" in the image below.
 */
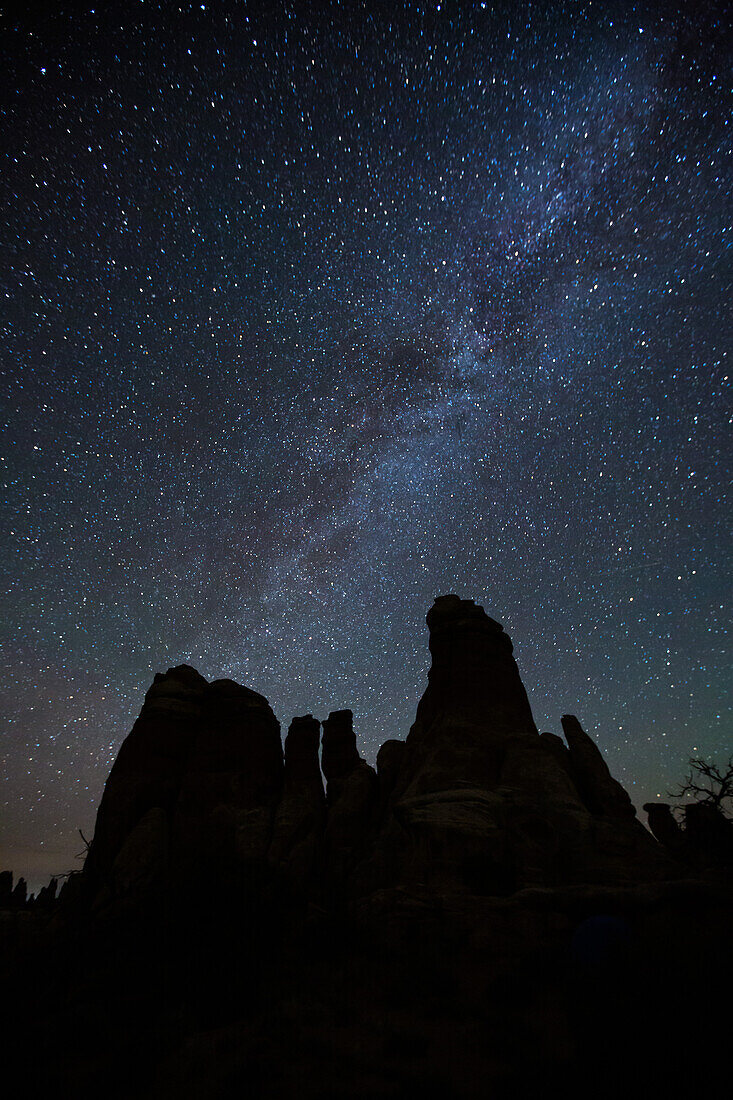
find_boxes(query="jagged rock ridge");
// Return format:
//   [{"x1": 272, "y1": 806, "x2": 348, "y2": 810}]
[{"x1": 78, "y1": 594, "x2": 669, "y2": 913}]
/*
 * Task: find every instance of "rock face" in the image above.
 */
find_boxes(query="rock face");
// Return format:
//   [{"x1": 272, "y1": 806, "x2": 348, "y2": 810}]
[{"x1": 84, "y1": 664, "x2": 283, "y2": 906}]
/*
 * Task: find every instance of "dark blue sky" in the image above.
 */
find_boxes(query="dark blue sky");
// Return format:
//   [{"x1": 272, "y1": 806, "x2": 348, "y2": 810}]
[{"x1": 2, "y1": 0, "x2": 730, "y2": 886}]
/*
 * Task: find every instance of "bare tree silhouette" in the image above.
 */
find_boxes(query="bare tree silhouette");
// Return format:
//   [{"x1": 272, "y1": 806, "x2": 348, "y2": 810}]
[{"x1": 669, "y1": 756, "x2": 733, "y2": 818}]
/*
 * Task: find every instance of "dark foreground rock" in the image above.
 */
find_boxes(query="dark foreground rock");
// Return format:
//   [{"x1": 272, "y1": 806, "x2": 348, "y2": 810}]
[{"x1": 2, "y1": 596, "x2": 730, "y2": 1098}]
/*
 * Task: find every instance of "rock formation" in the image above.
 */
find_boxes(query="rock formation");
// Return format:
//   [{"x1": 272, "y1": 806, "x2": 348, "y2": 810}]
[
  {"x1": 645, "y1": 799, "x2": 733, "y2": 867},
  {"x1": 268, "y1": 715, "x2": 324, "y2": 885},
  {"x1": 11, "y1": 875, "x2": 27, "y2": 908},
  {"x1": 71, "y1": 595, "x2": 677, "y2": 914},
  {"x1": 321, "y1": 709, "x2": 378, "y2": 878},
  {"x1": 683, "y1": 800, "x2": 733, "y2": 860},
  {"x1": 644, "y1": 801, "x2": 688, "y2": 856},
  {"x1": 352, "y1": 595, "x2": 667, "y2": 897},
  {"x1": 84, "y1": 664, "x2": 283, "y2": 907},
  {"x1": 35, "y1": 878, "x2": 57, "y2": 908},
  {"x1": 4, "y1": 595, "x2": 730, "y2": 1099},
  {"x1": 560, "y1": 713, "x2": 636, "y2": 820}
]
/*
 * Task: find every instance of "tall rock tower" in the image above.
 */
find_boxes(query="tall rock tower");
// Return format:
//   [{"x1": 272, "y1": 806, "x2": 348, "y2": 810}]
[{"x1": 363, "y1": 595, "x2": 665, "y2": 894}]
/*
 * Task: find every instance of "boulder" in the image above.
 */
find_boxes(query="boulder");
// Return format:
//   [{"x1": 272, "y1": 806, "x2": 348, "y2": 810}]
[
  {"x1": 643, "y1": 803, "x2": 687, "y2": 858},
  {"x1": 684, "y1": 801, "x2": 733, "y2": 863}
]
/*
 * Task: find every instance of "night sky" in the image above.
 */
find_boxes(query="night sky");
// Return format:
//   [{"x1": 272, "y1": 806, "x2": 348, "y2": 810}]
[{"x1": 2, "y1": 0, "x2": 730, "y2": 887}]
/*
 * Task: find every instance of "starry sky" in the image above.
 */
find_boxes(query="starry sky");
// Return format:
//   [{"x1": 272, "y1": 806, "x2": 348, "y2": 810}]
[{"x1": 2, "y1": 0, "x2": 730, "y2": 887}]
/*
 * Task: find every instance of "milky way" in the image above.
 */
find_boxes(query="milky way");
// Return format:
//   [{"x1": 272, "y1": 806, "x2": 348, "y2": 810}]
[{"x1": 2, "y1": 1, "x2": 730, "y2": 884}]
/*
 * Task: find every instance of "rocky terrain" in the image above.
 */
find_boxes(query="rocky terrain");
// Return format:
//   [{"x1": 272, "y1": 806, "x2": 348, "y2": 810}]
[{"x1": 2, "y1": 596, "x2": 731, "y2": 1097}]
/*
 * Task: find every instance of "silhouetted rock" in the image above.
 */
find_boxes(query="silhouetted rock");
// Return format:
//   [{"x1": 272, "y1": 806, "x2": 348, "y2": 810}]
[
  {"x1": 66, "y1": 597, "x2": 675, "y2": 916},
  {"x1": 355, "y1": 596, "x2": 666, "y2": 896},
  {"x1": 269, "y1": 715, "x2": 325, "y2": 884},
  {"x1": 684, "y1": 801, "x2": 733, "y2": 863},
  {"x1": 84, "y1": 664, "x2": 207, "y2": 890},
  {"x1": 172, "y1": 677, "x2": 282, "y2": 875},
  {"x1": 36, "y1": 879, "x2": 57, "y2": 908},
  {"x1": 11, "y1": 876, "x2": 27, "y2": 908},
  {"x1": 410, "y1": 594, "x2": 536, "y2": 768},
  {"x1": 56, "y1": 870, "x2": 87, "y2": 911},
  {"x1": 561, "y1": 714, "x2": 636, "y2": 820},
  {"x1": 107, "y1": 806, "x2": 169, "y2": 903},
  {"x1": 376, "y1": 738, "x2": 406, "y2": 811},
  {"x1": 322, "y1": 710, "x2": 378, "y2": 877},
  {"x1": 644, "y1": 800, "x2": 733, "y2": 868},
  {"x1": 283, "y1": 714, "x2": 323, "y2": 783},
  {"x1": 7, "y1": 596, "x2": 729, "y2": 1098},
  {"x1": 321, "y1": 709, "x2": 361, "y2": 787},
  {"x1": 362, "y1": 596, "x2": 540, "y2": 892},
  {"x1": 540, "y1": 729, "x2": 571, "y2": 762},
  {"x1": 83, "y1": 664, "x2": 282, "y2": 908},
  {"x1": 643, "y1": 802, "x2": 687, "y2": 857}
]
